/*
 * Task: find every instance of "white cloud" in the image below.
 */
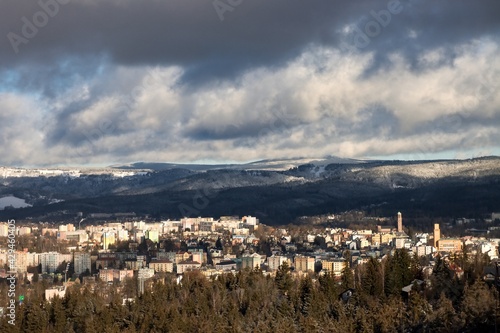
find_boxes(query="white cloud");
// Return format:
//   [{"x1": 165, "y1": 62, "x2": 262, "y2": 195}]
[{"x1": 1, "y1": 38, "x2": 499, "y2": 166}]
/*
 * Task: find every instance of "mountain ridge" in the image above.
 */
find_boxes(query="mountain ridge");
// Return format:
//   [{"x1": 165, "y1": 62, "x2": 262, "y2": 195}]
[{"x1": 0, "y1": 156, "x2": 499, "y2": 224}]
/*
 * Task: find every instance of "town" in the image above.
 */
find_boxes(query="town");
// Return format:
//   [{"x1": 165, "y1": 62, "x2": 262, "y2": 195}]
[{"x1": 2, "y1": 211, "x2": 500, "y2": 305}]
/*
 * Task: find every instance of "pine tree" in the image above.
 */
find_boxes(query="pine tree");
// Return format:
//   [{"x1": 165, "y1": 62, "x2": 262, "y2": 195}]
[
  {"x1": 21, "y1": 302, "x2": 49, "y2": 333},
  {"x1": 429, "y1": 292, "x2": 461, "y2": 332},
  {"x1": 49, "y1": 296, "x2": 66, "y2": 333},
  {"x1": 406, "y1": 290, "x2": 431, "y2": 330},
  {"x1": 275, "y1": 262, "x2": 293, "y2": 294},
  {"x1": 460, "y1": 278, "x2": 496, "y2": 331},
  {"x1": 299, "y1": 276, "x2": 313, "y2": 317},
  {"x1": 341, "y1": 253, "x2": 354, "y2": 291},
  {"x1": 361, "y1": 257, "x2": 383, "y2": 297},
  {"x1": 384, "y1": 249, "x2": 412, "y2": 296}
]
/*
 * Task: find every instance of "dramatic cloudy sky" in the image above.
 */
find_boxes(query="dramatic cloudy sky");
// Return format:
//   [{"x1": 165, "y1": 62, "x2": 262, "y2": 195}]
[{"x1": 1, "y1": 0, "x2": 499, "y2": 166}]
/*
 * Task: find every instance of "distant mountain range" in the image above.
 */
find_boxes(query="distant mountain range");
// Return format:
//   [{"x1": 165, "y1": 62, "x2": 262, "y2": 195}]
[
  {"x1": 1, "y1": 156, "x2": 499, "y2": 225},
  {"x1": 110, "y1": 156, "x2": 364, "y2": 171}
]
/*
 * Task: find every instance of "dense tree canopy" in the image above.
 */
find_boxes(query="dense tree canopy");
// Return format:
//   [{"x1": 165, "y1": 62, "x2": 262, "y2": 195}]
[{"x1": 1, "y1": 250, "x2": 498, "y2": 332}]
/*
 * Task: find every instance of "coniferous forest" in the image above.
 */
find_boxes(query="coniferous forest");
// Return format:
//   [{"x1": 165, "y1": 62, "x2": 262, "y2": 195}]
[{"x1": 1, "y1": 250, "x2": 498, "y2": 333}]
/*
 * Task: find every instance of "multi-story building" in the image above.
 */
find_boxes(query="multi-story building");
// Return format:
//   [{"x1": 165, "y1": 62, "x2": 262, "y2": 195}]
[
  {"x1": 437, "y1": 239, "x2": 462, "y2": 253},
  {"x1": 177, "y1": 260, "x2": 201, "y2": 274},
  {"x1": 58, "y1": 224, "x2": 75, "y2": 232},
  {"x1": 74, "y1": 252, "x2": 91, "y2": 275},
  {"x1": 99, "y1": 268, "x2": 133, "y2": 283},
  {"x1": 133, "y1": 230, "x2": 144, "y2": 243},
  {"x1": 413, "y1": 245, "x2": 433, "y2": 257},
  {"x1": 117, "y1": 229, "x2": 129, "y2": 241},
  {"x1": 175, "y1": 251, "x2": 191, "y2": 264},
  {"x1": 355, "y1": 237, "x2": 370, "y2": 249},
  {"x1": 60, "y1": 230, "x2": 89, "y2": 243},
  {"x1": 0, "y1": 223, "x2": 8, "y2": 237},
  {"x1": 102, "y1": 232, "x2": 116, "y2": 250},
  {"x1": 157, "y1": 251, "x2": 176, "y2": 262},
  {"x1": 40, "y1": 252, "x2": 72, "y2": 273},
  {"x1": 191, "y1": 251, "x2": 206, "y2": 264},
  {"x1": 215, "y1": 260, "x2": 237, "y2": 271},
  {"x1": 125, "y1": 255, "x2": 146, "y2": 271},
  {"x1": 267, "y1": 255, "x2": 288, "y2": 271},
  {"x1": 99, "y1": 268, "x2": 115, "y2": 283},
  {"x1": 149, "y1": 259, "x2": 174, "y2": 273},
  {"x1": 242, "y1": 216, "x2": 258, "y2": 226},
  {"x1": 145, "y1": 230, "x2": 159, "y2": 243},
  {"x1": 162, "y1": 221, "x2": 181, "y2": 234},
  {"x1": 96, "y1": 253, "x2": 119, "y2": 270},
  {"x1": 41, "y1": 228, "x2": 58, "y2": 236},
  {"x1": 117, "y1": 269, "x2": 134, "y2": 281},
  {"x1": 45, "y1": 286, "x2": 66, "y2": 302},
  {"x1": 138, "y1": 268, "x2": 155, "y2": 294},
  {"x1": 15, "y1": 251, "x2": 29, "y2": 273},
  {"x1": 241, "y1": 253, "x2": 261, "y2": 270},
  {"x1": 294, "y1": 255, "x2": 315, "y2": 273},
  {"x1": 18, "y1": 226, "x2": 31, "y2": 236},
  {"x1": 198, "y1": 221, "x2": 214, "y2": 233},
  {"x1": 0, "y1": 251, "x2": 7, "y2": 268},
  {"x1": 395, "y1": 237, "x2": 411, "y2": 249},
  {"x1": 321, "y1": 258, "x2": 346, "y2": 276}
]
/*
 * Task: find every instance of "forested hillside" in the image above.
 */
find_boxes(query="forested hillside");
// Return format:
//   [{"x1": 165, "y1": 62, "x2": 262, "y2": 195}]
[{"x1": 1, "y1": 250, "x2": 497, "y2": 333}]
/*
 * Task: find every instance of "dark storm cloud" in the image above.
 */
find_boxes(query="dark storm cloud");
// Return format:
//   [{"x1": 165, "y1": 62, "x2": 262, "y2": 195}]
[
  {"x1": 0, "y1": 55, "x2": 106, "y2": 98},
  {"x1": 1, "y1": 0, "x2": 499, "y2": 166},
  {"x1": 2, "y1": 0, "x2": 499, "y2": 84},
  {"x1": 337, "y1": 0, "x2": 500, "y2": 76},
  {"x1": 1, "y1": 0, "x2": 342, "y2": 79},
  {"x1": 43, "y1": 98, "x2": 94, "y2": 146}
]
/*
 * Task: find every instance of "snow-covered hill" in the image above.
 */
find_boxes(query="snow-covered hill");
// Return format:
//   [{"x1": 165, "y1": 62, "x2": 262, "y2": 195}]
[{"x1": 0, "y1": 156, "x2": 498, "y2": 206}]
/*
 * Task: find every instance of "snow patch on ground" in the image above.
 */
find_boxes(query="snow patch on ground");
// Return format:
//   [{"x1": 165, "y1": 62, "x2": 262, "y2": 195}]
[{"x1": 0, "y1": 196, "x2": 32, "y2": 209}]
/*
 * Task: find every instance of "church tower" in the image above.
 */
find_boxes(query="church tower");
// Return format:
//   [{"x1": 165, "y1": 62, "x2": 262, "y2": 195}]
[{"x1": 397, "y1": 212, "x2": 403, "y2": 233}]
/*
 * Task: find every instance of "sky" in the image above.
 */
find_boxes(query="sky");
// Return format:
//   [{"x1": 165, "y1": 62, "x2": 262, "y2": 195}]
[{"x1": 1, "y1": 0, "x2": 499, "y2": 167}]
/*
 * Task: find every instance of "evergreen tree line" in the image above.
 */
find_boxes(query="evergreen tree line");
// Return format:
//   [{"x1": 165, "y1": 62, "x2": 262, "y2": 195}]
[{"x1": 1, "y1": 249, "x2": 498, "y2": 333}]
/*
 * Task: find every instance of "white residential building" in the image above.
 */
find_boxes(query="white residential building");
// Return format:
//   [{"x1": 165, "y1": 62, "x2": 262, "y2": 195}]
[
  {"x1": 74, "y1": 252, "x2": 91, "y2": 275},
  {"x1": 40, "y1": 252, "x2": 72, "y2": 273}
]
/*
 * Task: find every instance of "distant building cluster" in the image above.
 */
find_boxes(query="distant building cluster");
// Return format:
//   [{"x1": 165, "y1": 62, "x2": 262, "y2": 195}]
[{"x1": 1, "y1": 211, "x2": 500, "y2": 300}]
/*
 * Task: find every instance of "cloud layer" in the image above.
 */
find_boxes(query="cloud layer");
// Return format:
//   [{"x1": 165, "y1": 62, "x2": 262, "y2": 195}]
[{"x1": 1, "y1": 0, "x2": 499, "y2": 166}]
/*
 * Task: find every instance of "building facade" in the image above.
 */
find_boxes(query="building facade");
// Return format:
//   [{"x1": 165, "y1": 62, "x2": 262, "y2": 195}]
[
  {"x1": 74, "y1": 252, "x2": 91, "y2": 275},
  {"x1": 294, "y1": 255, "x2": 315, "y2": 273}
]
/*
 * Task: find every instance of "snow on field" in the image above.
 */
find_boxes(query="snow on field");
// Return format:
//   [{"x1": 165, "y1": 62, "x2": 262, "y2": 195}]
[{"x1": 0, "y1": 196, "x2": 32, "y2": 210}]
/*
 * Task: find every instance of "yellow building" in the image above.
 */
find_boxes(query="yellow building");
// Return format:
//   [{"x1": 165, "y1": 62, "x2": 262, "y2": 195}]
[
  {"x1": 294, "y1": 255, "x2": 315, "y2": 272},
  {"x1": 321, "y1": 259, "x2": 346, "y2": 276},
  {"x1": 372, "y1": 233, "x2": 396, "y2": 246},
  {"x1": 101, "y1": 232, "x2": 116, "y2": 250},
  {"x1": 437, "y1": 238, "x2": 462, "y2": 253},
  {"x1": 433, "y1": 224, "x2": 441, "y2": 248}
]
